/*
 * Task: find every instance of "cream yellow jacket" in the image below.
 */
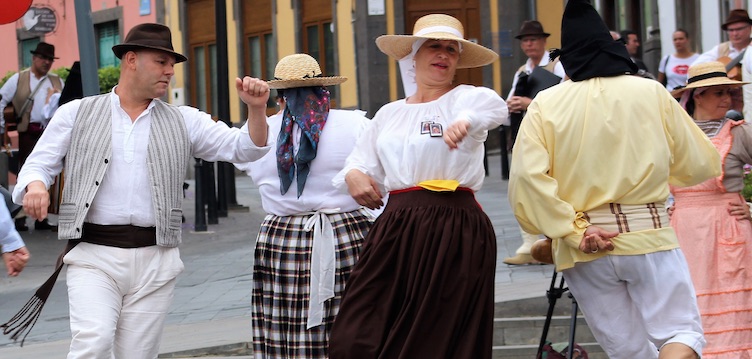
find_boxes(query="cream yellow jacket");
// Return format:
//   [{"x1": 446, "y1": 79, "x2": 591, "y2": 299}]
[{"x1": 508, "y1": 75, "x2": 721, "y2": 271}]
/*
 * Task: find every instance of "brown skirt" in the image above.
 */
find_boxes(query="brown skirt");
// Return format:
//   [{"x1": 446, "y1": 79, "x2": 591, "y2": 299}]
[{"x1": 329, "y1": 189, "x2": 496, "y2": 359}]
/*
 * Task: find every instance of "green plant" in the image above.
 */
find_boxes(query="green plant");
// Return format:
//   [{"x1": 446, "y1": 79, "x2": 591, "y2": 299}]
[
  {"x1": 743, "y1": 164, "x2": 752, "y2": 202},
  {"x1": 0, "y1": 65, "x2": 120, "y2": 95},
  {"x1": 97, "y1": 66, "x2": 120, "y2": 94},
  {"x1": 51, "y1": 66, "x2": 71, "y2": 81},
  {"x1": 0, "y1": 71, "x2": 16, "y2": 88}
]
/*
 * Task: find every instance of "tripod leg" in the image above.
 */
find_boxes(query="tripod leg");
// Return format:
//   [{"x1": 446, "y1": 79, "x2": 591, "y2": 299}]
[
  {"x1": 568, "y1": 293, "x2": 578, "y2": 358},
  {"x1": 537, "y1": 269, "x2": 566, "y2": 359}
]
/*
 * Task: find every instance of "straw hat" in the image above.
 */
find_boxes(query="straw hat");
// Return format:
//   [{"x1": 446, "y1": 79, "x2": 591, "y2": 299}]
[
  {"x1": 671, "y1": 61, "x2": 749, "y2": 97},
  {"x1": 375, "y1": 14, "x2": 498, "y2": 69},
  {"x1": 266, "y1": 54, "x2": 347, "y2": 89}
]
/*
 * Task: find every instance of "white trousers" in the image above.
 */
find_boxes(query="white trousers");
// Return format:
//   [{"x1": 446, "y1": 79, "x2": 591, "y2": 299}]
[
  {"x1": 515, "y1": 225, "x2": 540, "y2": 254},
  {"x1": 63, "y1": 242, "x2": 184, "y2": 359},
  {"x1": 562, "y1": 249, "x2": 705, "y2": 359}
]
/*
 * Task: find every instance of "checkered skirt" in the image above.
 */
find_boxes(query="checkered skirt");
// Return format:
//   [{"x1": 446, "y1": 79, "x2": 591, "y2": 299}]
[{"x1": 252, "y1": 209, "x2": 372, "y2": 358}]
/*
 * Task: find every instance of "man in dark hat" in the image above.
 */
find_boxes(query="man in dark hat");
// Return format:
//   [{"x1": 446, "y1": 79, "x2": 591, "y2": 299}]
[
  {"x1": 0, "y1": 42, "x2": 63, "y2": 231},
  {"x1": 509, "y1": 0, "x2": 719, "y2": 357},
  {"x1": 503, "y1": 19, "x2": 565, "y2": 266},
  {"x1": 3, "y1": 23, "x2": 271, "y2": 358},
  {"x1": 692, "y1": 8, "x2": 752, "y2": 66}
]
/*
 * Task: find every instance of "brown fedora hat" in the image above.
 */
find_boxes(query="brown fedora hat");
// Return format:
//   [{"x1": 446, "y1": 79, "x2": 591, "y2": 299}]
[
  {"x1": 722, "y1": 9, "x2": 752, "y2": 30},
  {"x1": 30, "y1": 42, "x2": 58, "y2": 60},
  {"x1": 515, "y1": 20, "x2": 551, "y2": 39},
  {"x1": 112, "y1": 23, "x2": 187, "y2": 63}
]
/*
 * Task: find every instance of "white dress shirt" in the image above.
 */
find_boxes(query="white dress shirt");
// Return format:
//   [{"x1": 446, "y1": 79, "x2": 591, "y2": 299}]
[
  {"x1": 334, "y1": 85, "x2": 507, "y2": 193},
  {"x1": 13, "y1": 88, "x2": 271, "y2": 227},
  {"x1": 0, "y1": 198, "x2": 24, "y2": 253},
  {"x1": 692, "y1": 42, "x2": 745, "y2": 66}
]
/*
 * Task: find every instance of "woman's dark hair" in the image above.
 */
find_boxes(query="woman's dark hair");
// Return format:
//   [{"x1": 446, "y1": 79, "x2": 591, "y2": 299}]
[{"x1": 684, "y1": 89, "x2": 696, "y2": 117}]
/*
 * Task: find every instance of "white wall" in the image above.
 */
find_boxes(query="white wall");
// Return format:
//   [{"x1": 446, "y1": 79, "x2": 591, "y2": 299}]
[
  {"x1": 699, "y1": 1, "x2": 722, "y2": 54},
  {"x1": 657, "y1": 0, "x2": 676, "y2": 57}
]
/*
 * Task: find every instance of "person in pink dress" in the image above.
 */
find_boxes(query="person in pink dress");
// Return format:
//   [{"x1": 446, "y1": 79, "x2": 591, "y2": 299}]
[{"x1": 671, "y1": 61, "x2": 752, "y2": 358}]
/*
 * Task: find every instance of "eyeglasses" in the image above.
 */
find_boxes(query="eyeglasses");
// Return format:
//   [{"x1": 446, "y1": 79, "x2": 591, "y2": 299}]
[{"x1": 726, "y1": 25, "x2": 751, "y2": 33}]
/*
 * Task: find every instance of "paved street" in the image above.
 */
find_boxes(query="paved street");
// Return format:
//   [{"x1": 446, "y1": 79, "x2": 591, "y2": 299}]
[{"x1": 0, "y1": 153, "x2": 555, "y2": 358}]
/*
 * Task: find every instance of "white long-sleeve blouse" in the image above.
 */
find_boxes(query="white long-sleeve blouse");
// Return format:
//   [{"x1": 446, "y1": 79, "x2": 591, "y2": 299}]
[{"x1": 334, "y1": 85, "x2": 507, "y2": 194}]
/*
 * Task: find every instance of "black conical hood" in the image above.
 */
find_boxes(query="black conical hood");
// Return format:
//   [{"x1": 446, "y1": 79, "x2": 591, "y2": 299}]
[{"x1": 558, "y1": 0, "x2": 637, "y2": 81}]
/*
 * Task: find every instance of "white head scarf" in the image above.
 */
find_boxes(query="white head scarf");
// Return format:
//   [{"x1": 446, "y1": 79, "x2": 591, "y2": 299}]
[{"x1": 397, "y1": 38, "x2": 462, "y2": 98}]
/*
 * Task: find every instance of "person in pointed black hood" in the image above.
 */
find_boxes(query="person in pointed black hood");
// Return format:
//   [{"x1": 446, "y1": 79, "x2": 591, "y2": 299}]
[
  {"x1": 552, "y1": 0, "x2": 637, "y2": 81},
  {"x1": 509, "y1": 1, "x2": 719, "y2": 358}
]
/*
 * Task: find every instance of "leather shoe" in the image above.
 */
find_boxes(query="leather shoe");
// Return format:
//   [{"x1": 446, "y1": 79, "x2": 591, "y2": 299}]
[
  {"x1": 35, "y1": 219, "x2": 58, "y2": 232},
  {"x1": 502, "y1": 253, "x2": 542, "y2": 265},
  {"x1": 530, "y1": 238, "x2": 555, "y2": 265},
  {"x1": 15, "y1": 218, "x2": 28, "y2": 232}
]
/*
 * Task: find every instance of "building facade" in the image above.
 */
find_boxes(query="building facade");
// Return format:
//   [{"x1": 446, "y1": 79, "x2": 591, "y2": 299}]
[{"x1": 2, "y1": 1, "x2": 751, "y2": 123}]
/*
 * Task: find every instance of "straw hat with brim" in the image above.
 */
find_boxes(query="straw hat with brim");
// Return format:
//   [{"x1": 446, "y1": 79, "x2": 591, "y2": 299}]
[
  {"x1": 671, "y1": 61, "x2": 749, "y2": 97},
  {"x1": 267, "y1": 54, "x2": 347, "y2": 89},
  {"x1": 113, "y1": 23, "x2": 187, "y2": 63},
  {"x1": 375, "y1": 14, "x2": 498, "y2": 69}
]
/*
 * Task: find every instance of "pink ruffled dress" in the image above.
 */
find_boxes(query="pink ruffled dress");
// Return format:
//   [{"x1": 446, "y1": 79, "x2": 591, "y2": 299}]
[{"x1": 670, "y1": 119, "x2": 752, "y2": 358}]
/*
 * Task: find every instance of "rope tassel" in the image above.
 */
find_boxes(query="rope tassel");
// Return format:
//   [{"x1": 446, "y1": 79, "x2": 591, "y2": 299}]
[{"x1": 1, "y1": 241, "x2": 76, "y2": 346}]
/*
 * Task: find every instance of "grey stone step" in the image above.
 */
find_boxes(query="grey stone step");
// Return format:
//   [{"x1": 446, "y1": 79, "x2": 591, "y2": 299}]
[
  {"x1": 494, "y1": 315, "x2": 596, "y2": 346},
  {"x1": 160, "y1": 297, "x2": 608, "y2": 358},
  {"x1": 158, "y1": 342, "x2": 251, "y2": 358},
  {"x1": 492, "y1": 342, "x2": 607, "y2": 359},
  {"x1": 492, "y1": 295, "x2": 606, "y2": 357}
]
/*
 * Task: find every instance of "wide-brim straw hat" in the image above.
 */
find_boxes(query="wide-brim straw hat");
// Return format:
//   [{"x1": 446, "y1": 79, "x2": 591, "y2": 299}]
[
  {"x1": 266, "y1": 54, "x2": 347, "y2": 89},
  {"x1": 671, "y1": 61, "x2": 749, "y2": 97},
  {"x1": 375, "y1": 14, "x2": 498, "y2": 69}
]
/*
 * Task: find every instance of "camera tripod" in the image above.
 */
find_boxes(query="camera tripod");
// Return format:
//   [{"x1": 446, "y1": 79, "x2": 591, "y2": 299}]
[{"x1": 536, "y1": 268, "x2": 580, "y2": 359}]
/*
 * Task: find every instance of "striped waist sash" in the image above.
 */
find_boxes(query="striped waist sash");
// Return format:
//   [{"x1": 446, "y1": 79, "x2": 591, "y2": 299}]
[{"x1": 582, "y1": 202, "x2": 667, "y2": 234}]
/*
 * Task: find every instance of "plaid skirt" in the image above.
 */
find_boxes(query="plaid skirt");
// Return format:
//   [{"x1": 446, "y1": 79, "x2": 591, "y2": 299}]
[
  {"x1": 329, "y1": 189, "x2": 497, "y2": 359},
  {"x1": 252, "y1": 209, "x2": 372, "y2": 359}
]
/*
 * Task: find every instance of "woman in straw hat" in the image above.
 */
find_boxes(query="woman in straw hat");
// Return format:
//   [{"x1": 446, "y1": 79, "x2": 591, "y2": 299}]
[
  {"x1": 235, "y1": 53, "x2": 373, "y2": 358},
  {"x1": 328, "y1": 14, "x2": 507, "y2": 358},
  {"x1": 670, "y1": 61, "x2": 752, "y2": 357}
]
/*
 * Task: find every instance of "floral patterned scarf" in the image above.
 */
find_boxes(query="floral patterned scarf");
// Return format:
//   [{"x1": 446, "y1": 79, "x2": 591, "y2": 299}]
[{"x1": 276, "y1": 86, "x2": 330, "y2": 197}]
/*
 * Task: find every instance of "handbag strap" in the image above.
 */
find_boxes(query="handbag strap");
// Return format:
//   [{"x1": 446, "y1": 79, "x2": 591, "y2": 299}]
[{"x1": 18, "y1": 75, "x2": 48, "y2": 117}]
